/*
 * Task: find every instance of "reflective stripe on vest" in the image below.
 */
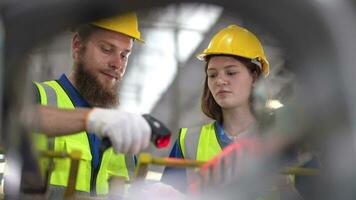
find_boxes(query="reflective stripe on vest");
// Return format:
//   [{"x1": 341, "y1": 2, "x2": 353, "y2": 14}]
[
  {"x1": 34, "y1": 81, "x2": 132, "y2": 194},
  {"x1": 36, "y1": 82, "x2": 56, "y2": 150},
  {"x1": 179, "y1": 123, "x2": 222, "y2": 161}
]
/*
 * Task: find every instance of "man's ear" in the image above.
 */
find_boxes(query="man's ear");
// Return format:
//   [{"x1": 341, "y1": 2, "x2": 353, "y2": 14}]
[{"x1": 72, "y1": 33, "x2": 82, "y2": 60}]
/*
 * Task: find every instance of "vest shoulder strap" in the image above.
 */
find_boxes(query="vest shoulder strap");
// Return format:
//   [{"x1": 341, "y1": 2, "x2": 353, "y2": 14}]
[
  {"x1": 179, "y1": 126, "x2": 202, "y2": 160},
  {"x1": 36, "y1": 82, "x2": 58, "y2": 106},
  {"x1": 34, "y1": 81, "x2": 58, "y2": 151}
]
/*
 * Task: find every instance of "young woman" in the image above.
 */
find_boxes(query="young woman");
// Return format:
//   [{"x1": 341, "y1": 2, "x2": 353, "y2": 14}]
[{"x1": 161, "y1": 24, "x2": 269, "y2": 192}]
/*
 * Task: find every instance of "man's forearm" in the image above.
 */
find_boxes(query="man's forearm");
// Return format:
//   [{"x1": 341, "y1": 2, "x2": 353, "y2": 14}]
[{"x1": 37, "y1": 105, "x2": 91, "y2": 136}]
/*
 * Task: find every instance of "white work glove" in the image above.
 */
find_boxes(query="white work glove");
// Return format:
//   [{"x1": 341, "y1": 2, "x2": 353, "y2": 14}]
[{"x1": 86, "y1": 108, "x2": 151, "y2": 154}]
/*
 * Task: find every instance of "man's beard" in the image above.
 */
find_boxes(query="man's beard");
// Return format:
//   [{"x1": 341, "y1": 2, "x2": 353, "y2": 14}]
[{"x1": 74, "y1": 62, "x2": 120, "y2": 108}]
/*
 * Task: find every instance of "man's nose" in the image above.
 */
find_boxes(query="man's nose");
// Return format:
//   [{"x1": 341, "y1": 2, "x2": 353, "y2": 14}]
[{"x1": 109, "y1": 56, "x2": 124, "y2": 71}]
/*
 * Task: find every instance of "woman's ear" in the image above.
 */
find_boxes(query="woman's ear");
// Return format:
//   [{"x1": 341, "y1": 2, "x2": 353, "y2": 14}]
[{"x1": 252, "y1": 71, "x2": 259, "y2": 83}]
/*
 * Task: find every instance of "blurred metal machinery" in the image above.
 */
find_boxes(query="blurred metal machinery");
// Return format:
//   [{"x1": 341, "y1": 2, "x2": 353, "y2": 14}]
[
  {"x1": 186, "y1": 138, "x2": 319, "y2": 199},
  {"x1": 0, "y1": 0, "x2": 356, "y2": 199}
]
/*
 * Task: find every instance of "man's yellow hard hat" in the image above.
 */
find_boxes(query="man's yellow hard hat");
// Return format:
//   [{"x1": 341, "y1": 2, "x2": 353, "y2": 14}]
[
  {"x1": 197, "y1": 25, "x2": 269, "y2": 76},
  {"x1": 91, "y1": 12, "x2": 144, "y2": 43}
]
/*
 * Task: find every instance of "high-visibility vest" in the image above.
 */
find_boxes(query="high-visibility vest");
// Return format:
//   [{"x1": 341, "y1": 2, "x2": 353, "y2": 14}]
[
  {"x1": 181, "y1": 123, "x2": 282, "y2": 200},
  {"x1": 33, "y1": 80, "x2": 134, "y2": 195},
  {"x1": 179, "y1": 123, "x2": 222, "y2": 161}
]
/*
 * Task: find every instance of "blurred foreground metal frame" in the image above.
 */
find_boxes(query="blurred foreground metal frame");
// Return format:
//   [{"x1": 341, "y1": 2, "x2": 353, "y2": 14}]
[{"x1": 1, "y1": 0, "x2": 356, "y2": 199}]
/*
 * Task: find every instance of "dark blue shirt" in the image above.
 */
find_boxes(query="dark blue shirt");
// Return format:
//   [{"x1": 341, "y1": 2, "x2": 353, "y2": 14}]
[
  {"x1": 57, "y1": 74, "x2": 102, "y2": 171},
  {"x1": 161, "y1": 121, "x2": 232, "y2": 192}
]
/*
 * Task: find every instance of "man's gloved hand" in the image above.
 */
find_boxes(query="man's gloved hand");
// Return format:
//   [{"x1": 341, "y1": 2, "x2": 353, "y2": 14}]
[{"x1": 86, "y1": 108, "x2": 151, "y2": 154}]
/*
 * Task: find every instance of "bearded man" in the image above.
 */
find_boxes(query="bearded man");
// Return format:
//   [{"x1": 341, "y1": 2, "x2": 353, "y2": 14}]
[{"x1": 33, "y1": 13, "x2": 151, "y2": 197}]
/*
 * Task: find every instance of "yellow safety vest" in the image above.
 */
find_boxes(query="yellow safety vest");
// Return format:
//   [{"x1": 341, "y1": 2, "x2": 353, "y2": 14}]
[
  {"x1": 179, "y1": 123, "x2": 281, "y2": 200},
  {"x1": 33, "y1": 80, "x2": 133, "y2": 195},
  {"x1": 179, "y1": 123, "x2": 222, "y2": 161}
]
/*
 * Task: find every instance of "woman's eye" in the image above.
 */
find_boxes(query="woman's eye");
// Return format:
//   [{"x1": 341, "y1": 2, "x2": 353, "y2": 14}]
[
  {"x1": 121, "y1": 54, "x2": 128, "y2": 59},
  {"x1": 227, "y1": 71, "x2": 237, "y2": 76},
  {"x1": 208, "y1": 74, "x2": 217, "y2": 78}
]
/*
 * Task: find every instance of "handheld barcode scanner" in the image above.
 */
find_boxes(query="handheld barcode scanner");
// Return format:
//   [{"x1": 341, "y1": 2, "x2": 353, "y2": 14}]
[
  {"x1": 101, "y1": 114, "x2": 171, "y2": 150},
  {"x1": 142, "y1": 114, "x2": 171, "y2": 148}
]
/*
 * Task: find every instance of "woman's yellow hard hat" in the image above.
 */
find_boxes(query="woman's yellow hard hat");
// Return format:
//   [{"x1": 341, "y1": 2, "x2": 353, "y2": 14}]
[{"x1": 197, "y1": 25, "x2": 269, "y2": 76}]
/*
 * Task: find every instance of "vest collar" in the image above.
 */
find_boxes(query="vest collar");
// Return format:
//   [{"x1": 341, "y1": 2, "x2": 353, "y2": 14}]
[
  {"x1": 215, "y1": 121, "x2": 233, "y2": 146},
  {"x1": 58, "y1": 74, "x2": 90, "y2": 107}
]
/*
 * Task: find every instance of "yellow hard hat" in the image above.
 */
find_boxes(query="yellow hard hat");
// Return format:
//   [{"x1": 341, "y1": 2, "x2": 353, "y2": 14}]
[
  {"x1": 91, "y1": 12, "x2": 144, "y2": 43},
  {"x1": 197, "y1": 25, "x2": 269, "y2": 76}
]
